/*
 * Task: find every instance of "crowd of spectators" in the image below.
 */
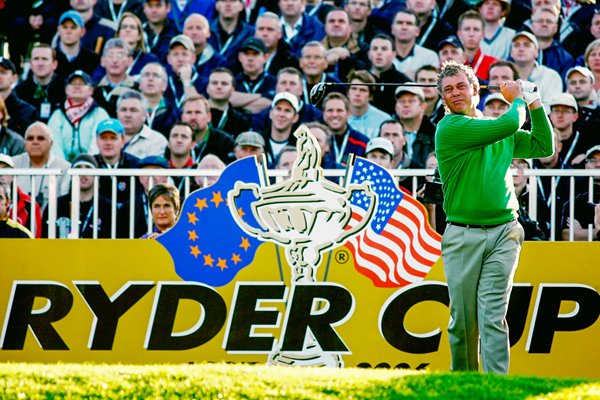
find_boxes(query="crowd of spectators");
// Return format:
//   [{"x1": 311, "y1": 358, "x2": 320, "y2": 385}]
[{"x1": 0, "y1": 0, "x2": 599, "y2": 241}]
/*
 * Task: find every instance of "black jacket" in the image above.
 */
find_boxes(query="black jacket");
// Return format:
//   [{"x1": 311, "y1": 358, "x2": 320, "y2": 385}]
[
  {"x1": 15, "y1": 74, "x2": 66, "y2": 122},
  {"x1": 192, "y1": 126, "x2": 235, "y2": 165},
  {"x1": 4, "y1": 91, "x2": 37, "y2": 136},
  {"x1": 55, "y1": 46, "x2": 101, "y2": 82}
]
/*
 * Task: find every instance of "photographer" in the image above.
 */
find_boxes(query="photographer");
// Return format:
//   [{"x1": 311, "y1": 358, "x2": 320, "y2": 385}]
[{"x1": 416, "y1": 151, "x2": 446, "y2": 235}]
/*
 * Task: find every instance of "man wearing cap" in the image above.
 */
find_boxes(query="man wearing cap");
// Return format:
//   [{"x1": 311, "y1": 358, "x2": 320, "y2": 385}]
[
  {"x1": 0, "y1": 181, "x2": 33, "y2": 239},
  {"x1": 437, "y1": 36, "x2": 466, "y2": 65},
  {"x1": 367, "y1": 34, "x2": 410, "y2": 116},
  {"x1": 482, "y1": 92, "x2": 511, "y2": 118},
  {"x1": 347, "y1": 70, "x2": 390, "y2": 139},
  {"x1": 42, "y1": 154, "x2": 113, "y2": 239},
  {"x1": 94, "y1": 38, "x2": 137, "y2": 117},
  {"x1": 142, "y1": 0, "x2": 179, "y2": 63},
  {"x1": 255, "y1": 12, "x2": 300, "y2": 76},
  {"x1": 394, "y1": 86, "x2": 436, "y2": 168},
  {"x1": 93, "y1": 118, "x2": 141, "y2": 208},
  {"x1": 0, "y1": 57, "x2": 37, "y2": 136},
  {"x1": 477, "y1": 0, "x2": 515, "y2": 61},
  {"x1": 262, "y1": 92, "x2": 301, "y2": 167},
  {"x1": 365, "y1": 137, "x2": 394, "y2": 169},
  {"x1": 54, "y1": 10, "x2": 101, "y2": 81},
  {"x1": 69, "y1": 0, "x2": 117, "y2": 54},
  {"x1": 182, "y1": 14, "x2": 227, "y2": 80},
  {"x1": 165, "y1": 34, "x2": 204, "y2": 110},
  {"x1": 181, "y1": 95, "x2": 234, "y2": 165},
  {"x1": 548, "y1": 93, "x2": 592, "y2": 167},
  {"x1": 233, "y1": 131, "x2": 266, "y2": 160},
  {"x1": 561, "y1": 145, "x2": 600, "y2": 241},
  {"x1": 0, "y1": 154, "x2": 42, "y2": 238},
  {"x1": 12, "y1": 122, "x2": 71, "y2": 211},
  {"x1": 235, "y1": 38, "x2": 277, "y2": 101},
  {"x1": 15, "y1": 43, "x2": 66, "y2": 123},
  {"x1": 278, "y1": 0, "x2": 326, "y2": 57},
  {"x1": 435, "y1": 61, "x2": 553, "y2": 373},
  {"x1": 209, "y1": 0, "x2": 255, "y2": 70},
  {"x1": 510, "y1": 31, "x2": 562, "y2": 106},
  {"x1": 49, "y1": 71, "x2": 110, "y2": 162},
  {"x1": 530, "y1": 7, "x2": 575, "y2": 79},
  {"x1": 456, "y1": 11, "x2": 499, "y2": 82},
  {"x1": 566, "y1": 66, "x2": 600, "y2": 135}
]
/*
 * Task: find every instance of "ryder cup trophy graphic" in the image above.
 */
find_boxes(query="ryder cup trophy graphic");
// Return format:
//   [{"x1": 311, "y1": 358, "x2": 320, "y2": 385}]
[{"x1": 228, "y1": 125, "x2": 377, "y2": 367}]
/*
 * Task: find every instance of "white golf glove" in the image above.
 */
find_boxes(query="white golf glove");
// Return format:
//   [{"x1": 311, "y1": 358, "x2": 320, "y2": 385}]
[{"x1": 521, "y1": 81, "x2": 541, "y2": 105}]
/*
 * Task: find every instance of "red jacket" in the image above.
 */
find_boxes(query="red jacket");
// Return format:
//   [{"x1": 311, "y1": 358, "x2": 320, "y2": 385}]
[
  {"x1": 466, "y1": 49, "x2": 498, "y2": 82},
  {"x1": 8, "y1": 186, "x2": 42, "y2": 238}
]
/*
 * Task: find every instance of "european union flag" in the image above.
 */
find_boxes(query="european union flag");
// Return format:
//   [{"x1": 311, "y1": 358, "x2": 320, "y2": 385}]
[{"x1": 157, "y1": 157, "x2": 265, "y2": 287}]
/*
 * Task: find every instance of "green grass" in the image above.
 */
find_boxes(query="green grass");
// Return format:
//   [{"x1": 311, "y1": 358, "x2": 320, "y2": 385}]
[{"x1": 0, "y1": 363, "x2": 598, "y2": 399}]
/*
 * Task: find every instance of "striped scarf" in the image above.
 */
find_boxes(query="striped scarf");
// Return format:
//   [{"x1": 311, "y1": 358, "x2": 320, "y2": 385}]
[{"x1": 64, "y1": 97, "x2": 94, "y2": 128}]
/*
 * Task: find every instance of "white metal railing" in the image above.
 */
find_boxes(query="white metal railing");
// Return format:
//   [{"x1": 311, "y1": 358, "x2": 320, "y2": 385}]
[{"x1": 2, "y1": 168, "x2": 599, "y2": 241}]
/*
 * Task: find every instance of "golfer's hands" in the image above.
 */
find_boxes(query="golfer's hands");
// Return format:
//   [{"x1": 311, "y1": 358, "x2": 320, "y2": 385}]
[
  {"x1": 520, "y1": 80, "x2": 542, "y2": 106},
  {"x1": 499, "y1": 80, "x2": 524, "y2": 103}
]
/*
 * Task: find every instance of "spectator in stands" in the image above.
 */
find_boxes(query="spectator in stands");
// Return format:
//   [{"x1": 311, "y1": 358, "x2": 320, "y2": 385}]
[
  {"x1": 549, "y1": 93, "x2": 591, "y2": 168},
  {"x1": 347, "y1": 70, "x2": 390, "y2": 139},
  {"x1": 93, "y1": 118, "x2": 141, "y2": 207},
  {"x1": 345, "y1": 0, "x2": 376, "y2": 47},
  {"x1": 321, "y1": 8, "x2": 368, "y2": 82},
  {"x1": 482, "y1": 92, "x2": 510, "y2": 117},
  {"x1": 95, "y1": 0, "x2": 145, "y2": 25},
  {"x1": 367, "y1": 34, "x2": 410, "y2": 116},
  {"x1": 71, "y1": 0, "x2": 117, "y2": 54},
  {"x1": 0, "y1": 98, "x2": 25, "y2": 156},
  {"x1": 206, "y1": 68, "x2": 250, "y2": 137},
  {"x1": 488, "y1": 60, "x2": 519, "y2": 89},
  {"x1": 49, "y1": 70, "x2": 110, "y2": 162},
  {"x1": 299, "y1": 41, "x2": 342, "y2": 108},
  {"x1": 305, "y1": 121, "x2": 340, "y2": 170},
  {"x1": 368, "y1": 0, "x2": 404, "y2": 35},
  {"x1": 165, "y1": 34, "x2": 204, "y2": 110},
  {"x1": 209, "y1": 0, "x2": 255, "y2": 69},
  {"x1": 94, "y1": 38, "x2": 137, "y2": 117},
  {"x1": 305, "y1": 0, "x2": 334, "y2": 25},
  {"x1": 235, "y1": 38, "x2": 277, "y2": 100},
  {"x1": 565, "y1": 66, "x2": 600, "y2": 138},
  {"x1": 262, "y1": 92, "x2": 300, "y2": 167},
  {"x1": 365, "y1": 136, "x2": 394, "y2": 169},
  {"x1": 394, "y1": 87, "x2": 436, "y2": 167},
  {"x1": 168, "y1": 0, "x2": 215, "y2": 32},
  {"x1": 43, "y1": 153, "x2": 113, "y2": 238},
  {"x1": 322, "y1": 92, "x2": 369, "y2": 166},
  {"x1": 391, "y1": 9, "x2": 439, "y2": 80},
  {"x1": 511, "y1": 157, "x2": 549, "y2": 240},
  {"x1": 530, "y1": 7, "x2": 575, "y2": 79},
  {"x1": 510, "y1": 31, "x2": 562, "y2": 107},
  {"x1": 275, "y1": 145, "x2": 298, "y2": 172},
  {"x1": 55, "y1": 10, "x2": 101, "y2": 81},
  {"x1": 0, "y1": 181, "x2": 33, "y2": 238},
  {"x1": 111, "y1": 12, "x2": 160, "y2": 78},
  {"x1": 437, "y1": 36, "x2": 466, "y2": 65},
  {"x1": 415, "y1": 65, "x2": 444, "y2": 124},
  {"x1": 15, "y1": 43, "x2": 65, "y2": 123},
  {"x1": 584, "y1": 40, "x2": 600, "y2": 97},
  {"x1": 193, "y1": 154, "x2": 226, "y2": 190},
  {"x1": 13, "y1": 122, "x2": 71, "y2": 211},
  {"x1": 279, "y1": 0, "x2": 326, "y2": 57},
  {"x1": 0, "y1": 154, "x2": 42, "y2": 237},
  {"x1": 407, "y1": 0, "x2": 454, "y2": 53},
  {"x1": 255, "y1": 12, "x2": 300, "y2": 76},
  {"x1": 477, "y1": 0, "x2": 515, "y2": 60},
  {"x1": 378, "y1": 119, "x2": 420, "y2": 192},
  {"x1": 142, "y1": 182, "x2": 180, "y2": 238},
  {"x1": 250, "y1": 67, "x2": 322, "y2": 134},
  {"x1": 233, "y1": 131, "x2": 265, "y2": 160},
  {"x1": 142, "y1": 0, "x2": 178, "y2": 63},
  {"x1": 139, "y1": 62, "x2": 179, "y2": 138},
  {"x1": 183, "y1": 13, "x2": 227, "y2": 81},
  {"x1": 561, "y1": 145, "x2": 600, "y2": 241},
  {"x1": 181, "y1": 95, "x2": 234, "y2": 164},
  {"x1": 456, "y1": 10, "x2": 498, "y2": 81},
  {"x1": 167, "y1": 122, "x2": 196, "y2": 192},
  {"x1": 0, "y1": 57, "x2": 37, "y2": 136}
]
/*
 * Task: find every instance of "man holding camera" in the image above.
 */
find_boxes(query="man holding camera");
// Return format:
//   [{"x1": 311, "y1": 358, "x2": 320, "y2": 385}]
[{"x1": 435, "y1": 60, "x2": 553, "y2": 374}]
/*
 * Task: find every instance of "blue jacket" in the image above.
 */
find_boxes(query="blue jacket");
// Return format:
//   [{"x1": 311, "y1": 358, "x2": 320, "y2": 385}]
[
  {"x1": 82, "y1": 14, "x2": 117, "y2": 54},
  {"x1": 209, "y1": 19, "x2": 255, "y2": 70},
  {"x1": 169, "y1": 0, "x2": 215, "y2": 31},
  {"x1": 143, "y1": 18, "x2": 180, "y2": 64},
  {"x1": 195, "y1": 45, "x2": 228, "y2": 93},
  {"x1": 331, "y1": 126, "x2": 369, "y2": 166},
  {"x1": 540, "y1": 41, "x2": 575, "y2": 83},
  {"x1": 283, "y1": 13, "x2": 325, "y2": 57}
]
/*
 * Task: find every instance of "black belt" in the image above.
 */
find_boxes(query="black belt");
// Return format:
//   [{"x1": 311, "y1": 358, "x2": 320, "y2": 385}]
[{"x1": 447, "y1": 219, "x2": 515, "y2": 230}]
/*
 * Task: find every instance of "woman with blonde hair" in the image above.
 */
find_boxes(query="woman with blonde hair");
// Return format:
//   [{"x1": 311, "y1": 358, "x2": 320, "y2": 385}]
[{"x1": 584, "y1": 39, "x2": 600, "y2": 95}]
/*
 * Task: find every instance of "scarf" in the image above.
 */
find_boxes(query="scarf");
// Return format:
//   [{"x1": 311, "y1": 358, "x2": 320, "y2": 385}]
[{"x1": 64, "y1": 97, "x2": 94, "y2": 128}]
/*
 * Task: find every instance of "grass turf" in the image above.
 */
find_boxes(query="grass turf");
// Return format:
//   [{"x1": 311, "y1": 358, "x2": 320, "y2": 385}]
[{"x1": 0, "y1": 363, "x2": 598, "y2": 399}]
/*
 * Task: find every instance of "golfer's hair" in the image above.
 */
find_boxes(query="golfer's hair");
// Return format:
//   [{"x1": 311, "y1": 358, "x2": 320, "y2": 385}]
[
  {"x1": 149, "y1": 183, "x2": 181, "y2": 216},
  {"x1": 437, "y1": 60, "x2": 480, "y2": 112}
]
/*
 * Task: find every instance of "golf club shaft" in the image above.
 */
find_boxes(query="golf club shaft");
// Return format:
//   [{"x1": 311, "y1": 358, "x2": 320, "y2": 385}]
[{"x1": 313, "y1": 82, "x2": 499, "y2": 90}]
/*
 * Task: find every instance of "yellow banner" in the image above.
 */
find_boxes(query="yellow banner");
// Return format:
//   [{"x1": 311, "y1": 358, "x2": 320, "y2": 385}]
[{"x1": 0, "y1": 240, "x2": 599, "y2": 378}]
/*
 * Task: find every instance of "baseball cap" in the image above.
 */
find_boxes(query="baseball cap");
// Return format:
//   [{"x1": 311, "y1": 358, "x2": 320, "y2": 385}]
[
  {"x1": 272, "y1": 92, "x2": 300, "y2": 113},
  {"x1": 96, "y1": 118, "x2": 125, "y2": 136},
  {"x1": 139, "y1": 155, "x2": 169, "y2": 169},
  {"x1": 67, "y1": 70, "x2": 92, "y2": 85},
  {"x1": 512, "y1": 31, "x2": 539, "y2": 49},
  {"x1": 566, "y1": 66, "x2": 595, "y2": 84},
  {"x1": 0, "y1": 57, "x2": 16, "y2": 74},
  {"x1": 235, "y1": 131, "x2": 265, "y2": 148},
  {"x1": 549, "y1": 93, "x2": 578, "y2": 111},
  {"x1": 59, "y1": 10, "x2": 85, "y2": 28},
  {"x1": 366, "y1": 137, "x2": 394, "y2": 157},
  {"x1": 395, "y1": 86, "x2": 425, "y2": 101},
  {"x1": 0, "y1": 153, "x2": 14, "y2": 168},
  {"x1": 437, "y1": 35, "x2": 463, "y2": 52},
  {"x1": 585, "y1": 145, "x2": 600, "y2": 159},
  {"x1": 240, "y1": 37, "x2": 266, "y2": 53},
  {"x1": 71, "y1": 154, "x2": 98, "y2": 169},
  {"x1": 484, "y1": 92, "x2": 510, "y2": 107},
  {"x1": 169, "y1": 34, "x2": 195, "y2": 52}
]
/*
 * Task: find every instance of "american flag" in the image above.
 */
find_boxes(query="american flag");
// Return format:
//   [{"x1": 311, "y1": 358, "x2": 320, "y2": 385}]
[{"x1": 344, "y1": 158, "x2": 442, "y2": 288}]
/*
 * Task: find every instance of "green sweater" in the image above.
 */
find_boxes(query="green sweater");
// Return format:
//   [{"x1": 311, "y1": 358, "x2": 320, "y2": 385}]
[{"x1": 435, "y1": 99, "x2": 554, "y2": 225}]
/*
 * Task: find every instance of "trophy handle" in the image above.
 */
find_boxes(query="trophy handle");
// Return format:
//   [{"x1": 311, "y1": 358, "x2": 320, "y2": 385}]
[
  {"x1": 333, "y1": 182, "x2": 377, "y2": 246},
  {"x1": 228, "y1": 181, "x2": 266, "y2": 238}
]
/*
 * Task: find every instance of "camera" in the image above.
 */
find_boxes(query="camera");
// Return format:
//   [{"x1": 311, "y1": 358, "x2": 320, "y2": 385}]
[{"x1": 420, "y1": 168, "x2": 444, "y2": 205}]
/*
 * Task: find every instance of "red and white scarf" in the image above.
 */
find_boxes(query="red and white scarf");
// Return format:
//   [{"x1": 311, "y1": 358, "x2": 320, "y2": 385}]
[{"x1": 64, "y1": 97, "x2": 94, "y2": 128}]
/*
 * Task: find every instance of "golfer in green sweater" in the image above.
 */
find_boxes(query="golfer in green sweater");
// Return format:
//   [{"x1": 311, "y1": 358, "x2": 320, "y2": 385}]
[{"x1": 435, "y1": 61, "x2": 553, "y2": 374}]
